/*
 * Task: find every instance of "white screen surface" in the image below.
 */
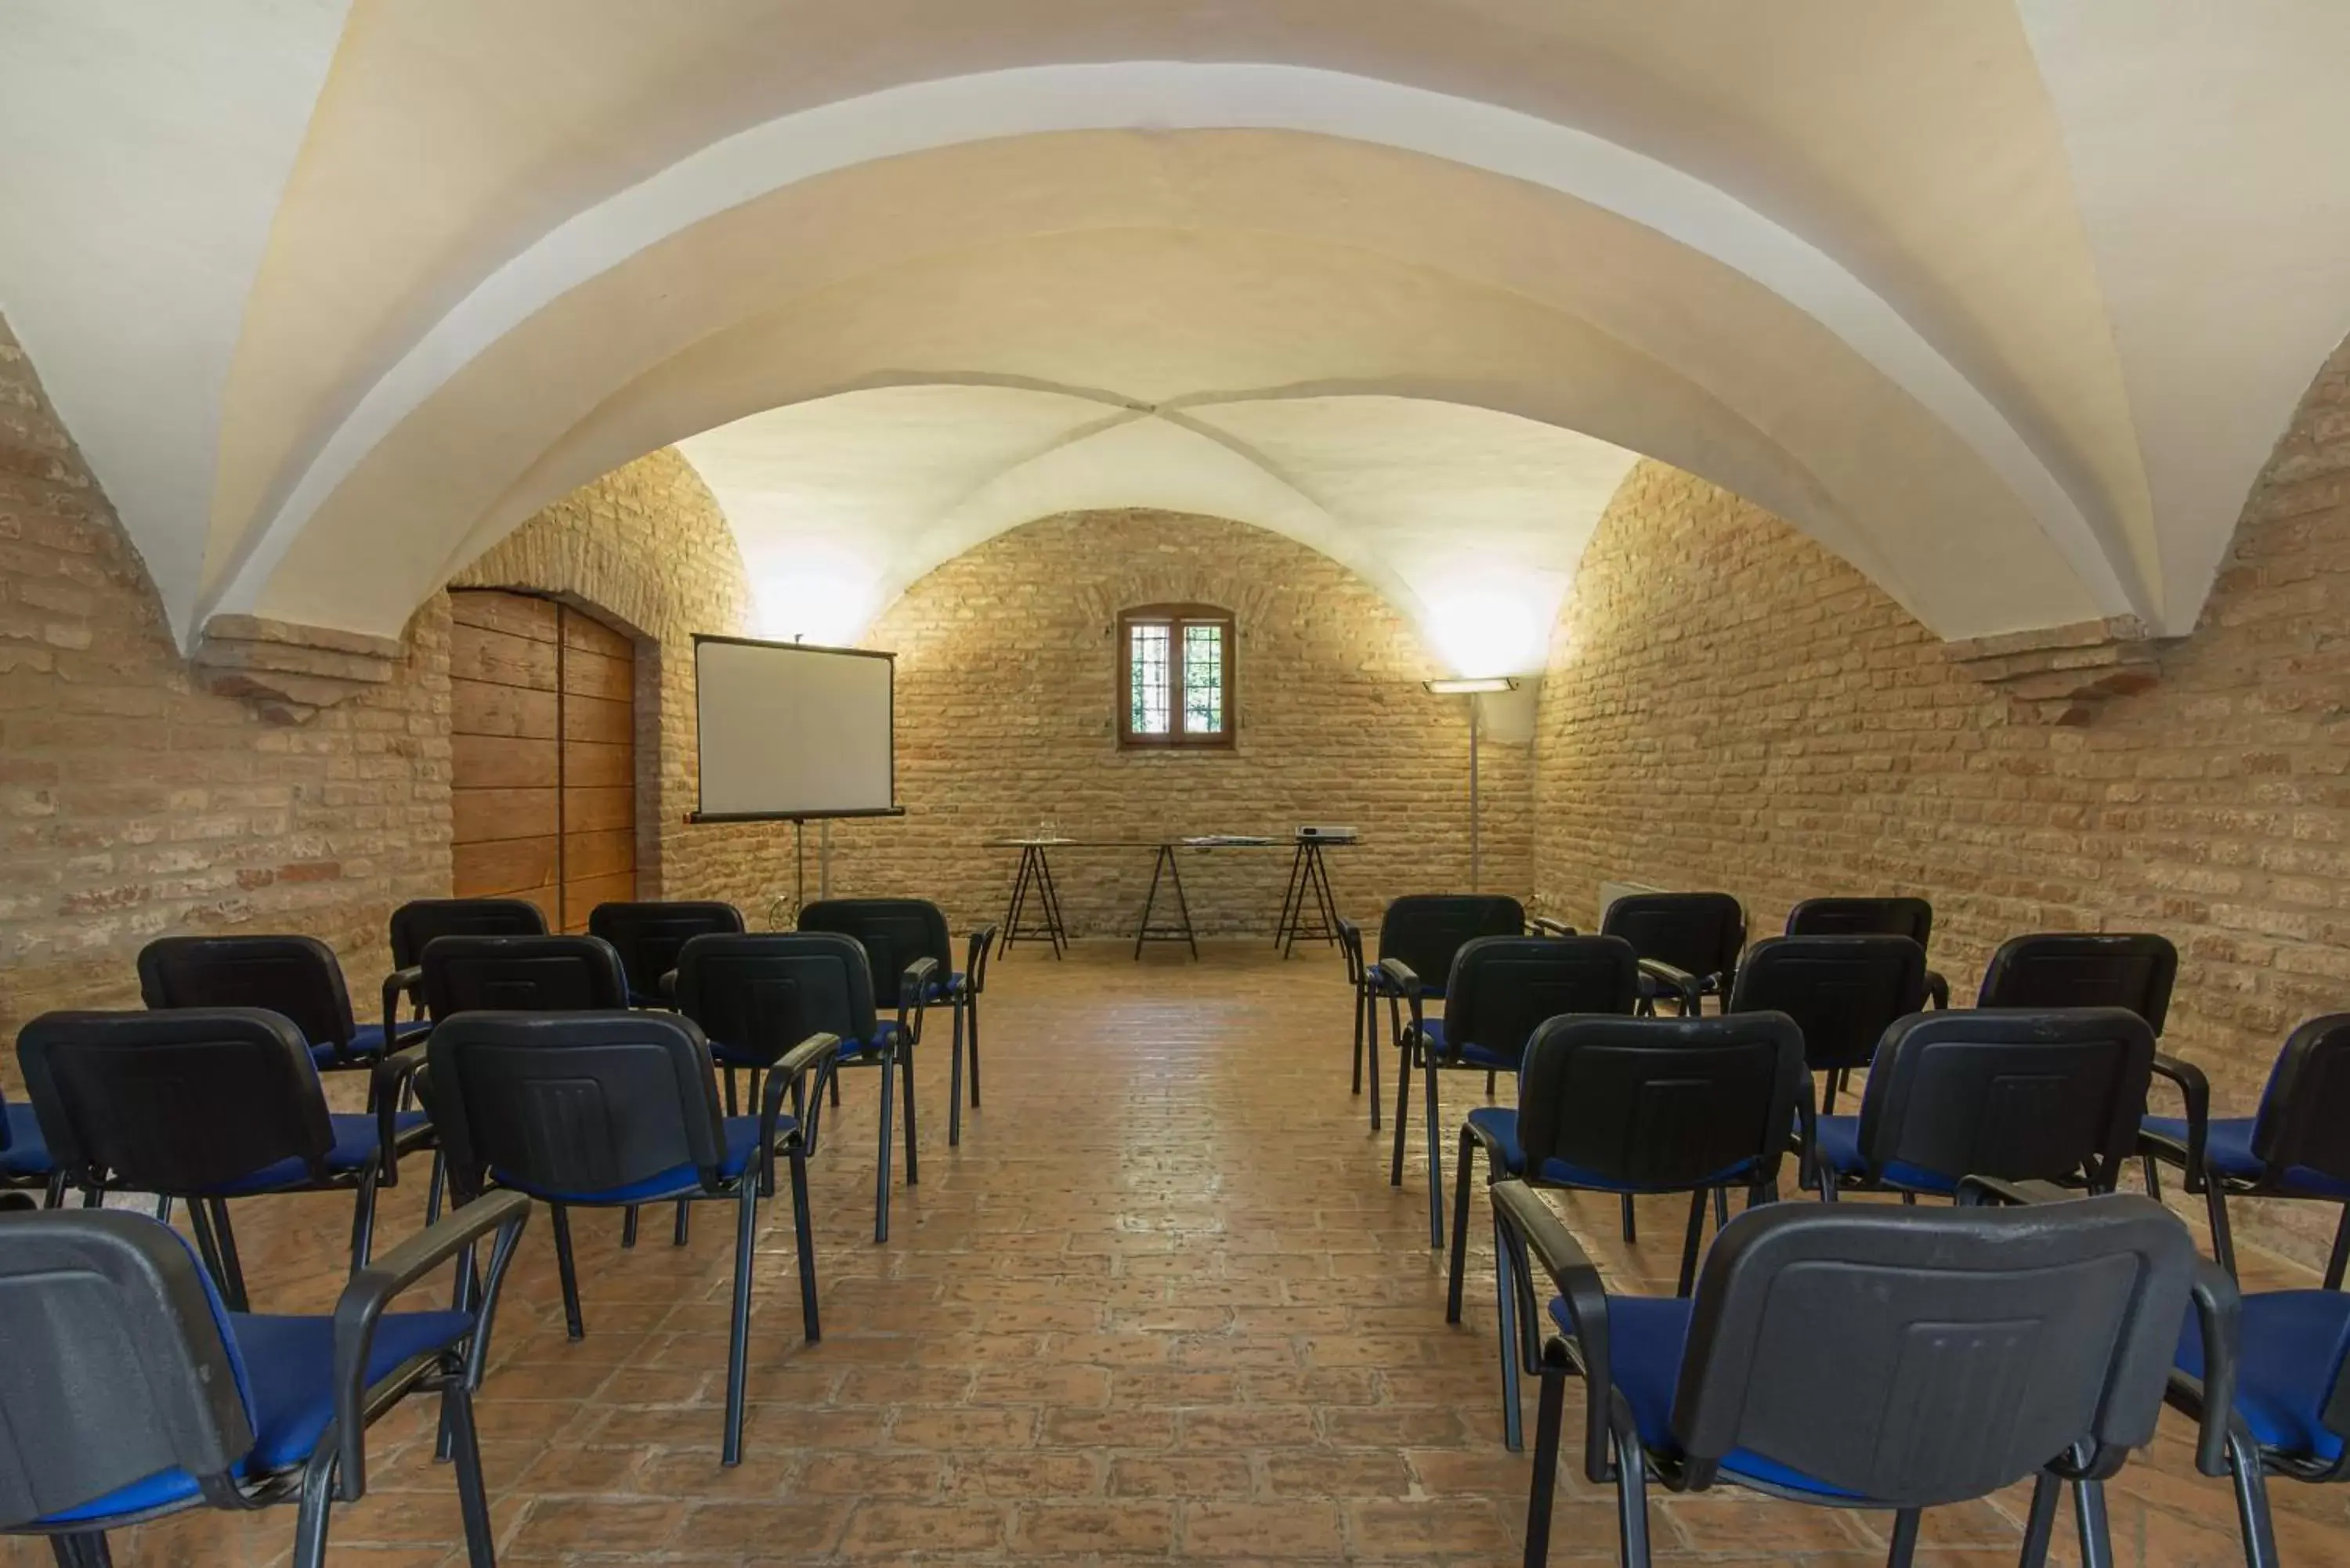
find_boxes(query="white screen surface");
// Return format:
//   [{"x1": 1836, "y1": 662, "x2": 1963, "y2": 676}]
[{"x1": 694, "y1": 638, "x2": 896, "y2": 818}]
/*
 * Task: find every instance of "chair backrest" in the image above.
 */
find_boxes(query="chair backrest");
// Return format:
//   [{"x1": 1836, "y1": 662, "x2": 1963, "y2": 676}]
[
  {"x1": 798, "y1": 898, "x2": 950, "y2": 1002},
  {"x1": 1442, "y1": 936, "x2": 1640, "y2": 1064},
  {"x1": 1601, "y1": 892, "x2": 1746, "y2": 980},
  {"x1": 675, "y1": 932, "x2": 878, "y2": 1062},
  {"x1": 1376, "y1": 894, "x2": 1525, "y2": 992},
  {"x1": 1516, "y1": 1012, "x2": 1806, "y2": 1192},
  {"x1": 419, "y1": 934, "x2": 629, "y2": 1021},
  {"x1": 1856, "y1": 1008, "x2": 2156, "y2": 1190},
  {"x1": 137, "y1": 934, "x2": 355, "y2": 1050},
  {"x1": 16, "y1": 1009, "x2": 333, "y2": 1194},
  {"x1": 389, "y1": 898, "x2": 548, "y2": 969},
  {"x1": 587, "y1": 901, "x2": 745, "y2": 1000},
  {"x1": 1976, "y1": 932, "x2": 2177, "y2": 1035},
  {"x1": 1336, "y1": 918, "x2": 1366, "y2": 986},
  {"x1": 1784, "y1": 896, "x2": 1933, "y2": 949},
  {"x1": 0, "y1": 1209, "x2": 255, "y2": 1530},
  {"x1": 1672, "y1": 1195, "x2": 2195, "y2": 1506},
  {"x1": 2252, "y1": 1013, "x2": 2350, "y2": 1186},
  {"x1": 427, "y1": 1011, "x2": 725, "y2": 1198},
  {"x1": 1729, "y1": 935, "x2": 1928, "y2": 1076}
]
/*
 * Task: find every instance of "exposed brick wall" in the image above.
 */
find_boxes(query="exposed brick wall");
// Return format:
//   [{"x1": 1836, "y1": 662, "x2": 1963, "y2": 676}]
[
  {"x1": 0, "y1": 313, "x2": 450, "y2": 1042},
  {"x1": 454, "y1": 450, "x2": 792, "y2": 914},
  {"x1": 825, "y1": 510, "x2": 1531, "y2": 939},
  {"x1": 1531, "y1": 335, "x2": 2350, "y2": 1266}
]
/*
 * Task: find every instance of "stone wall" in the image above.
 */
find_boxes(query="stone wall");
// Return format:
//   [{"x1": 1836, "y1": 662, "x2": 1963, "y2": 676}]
[
  {"x1": 1531, "y1": 335, "x2": 2350, "y2": 1266},
  {"x1": 824, "y1": 509, "x2": 1530, "y2": 938}
]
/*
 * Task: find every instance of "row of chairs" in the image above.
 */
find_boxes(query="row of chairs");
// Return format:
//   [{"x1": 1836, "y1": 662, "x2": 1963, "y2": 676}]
[
  {"x1": 0, "y1": 894, "x2": 997, "y2": 1564},
  {"x1": 1336, "y1": 891, "x2": 2350, "y2": 1568}
]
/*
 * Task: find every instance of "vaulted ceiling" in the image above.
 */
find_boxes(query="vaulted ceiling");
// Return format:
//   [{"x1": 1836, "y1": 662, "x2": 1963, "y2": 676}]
[{"x1": 3, "y1": 1, "x2": 2347, "y2": 671}]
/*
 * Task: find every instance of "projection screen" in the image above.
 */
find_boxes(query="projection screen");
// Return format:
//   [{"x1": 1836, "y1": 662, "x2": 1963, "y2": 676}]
[{"x1": 692, "y1": 636, "x2": 898, "y2": 819}]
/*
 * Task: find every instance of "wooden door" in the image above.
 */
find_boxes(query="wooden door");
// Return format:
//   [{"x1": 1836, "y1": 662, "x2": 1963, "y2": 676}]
[{"x1": 449, "y1": 591, "x2": 637, "y2": 933}]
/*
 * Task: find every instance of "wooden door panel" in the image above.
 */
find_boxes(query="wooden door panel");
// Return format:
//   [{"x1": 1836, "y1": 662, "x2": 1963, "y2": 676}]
[
  {"x1": 562, "y1": 612, "x2": 632, "y2": 657},
  {"x1": 451, "y1": 621, "x2": 559, "y2": 690},
  {"x1": 562, "y1": 786, "x2": 634, "y2": 834},
  {"x1": 454, "y1": 677, "x2": 559, "y2": 739},
  {"x1": 454, "y1": 732, "x2": 562, "y2": 791},
  {"x1": 562, "y1": 645, "x2": 633, "y2": 702},
  {"x1": 452, "y1": 591, "x2": 559, "y2": 641},
  {"x1": 562, "y1": 872, "x2": 638, "y2": 933},
  {"x1": 562, "y1": 739, "x2": 633, "y2": 789},
  {"x1": 562, "y1": 693, "x2": 631, "y2": 744},
  {"x1": 564, "y1": 828, "x2": 635, "y2": 881},
  {"x1": 453, "y1": 786, "x2": 559, "y2": 845},
  {"x1": 454, "y1": 837, "x2": 559, "y2": 899}
]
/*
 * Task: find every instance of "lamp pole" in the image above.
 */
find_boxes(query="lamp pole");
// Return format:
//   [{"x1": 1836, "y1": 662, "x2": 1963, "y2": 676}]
[{"x1": 1423, "y1": 677, "x2": 1517, "y2": 894}]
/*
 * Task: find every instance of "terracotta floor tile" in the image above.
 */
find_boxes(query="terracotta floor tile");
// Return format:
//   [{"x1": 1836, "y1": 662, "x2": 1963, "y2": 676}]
[{"x1": 20, "y1": 940, "x2": 2345, "y2": 1566}]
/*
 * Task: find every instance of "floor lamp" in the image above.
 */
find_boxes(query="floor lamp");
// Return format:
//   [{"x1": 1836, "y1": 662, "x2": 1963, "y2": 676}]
[{"x1": 1423, "y1": 677, "x2": 1519, "y2": 891}]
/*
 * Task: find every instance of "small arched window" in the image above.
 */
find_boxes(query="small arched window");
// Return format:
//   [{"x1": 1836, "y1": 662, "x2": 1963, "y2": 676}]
[{"x1": 1118, "y1": 602, "x2": 1233, "y2": 749}]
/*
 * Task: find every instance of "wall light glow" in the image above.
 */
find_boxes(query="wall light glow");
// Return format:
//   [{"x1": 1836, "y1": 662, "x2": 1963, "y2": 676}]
[
  {"x1": 754, "y1": 549, "x2": 882, "y2": 646},
  {"x1": 1423, "y1": 585, "x2": 1546, "y2": 677}
]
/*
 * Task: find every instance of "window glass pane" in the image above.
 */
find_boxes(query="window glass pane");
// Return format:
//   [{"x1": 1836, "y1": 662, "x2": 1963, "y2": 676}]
[
  {"x1": 1182, "y1": 623, "x2": 1224, "y2": 733},
  {"x1": 1130, "y1": 623, "x2": 1170, "y2": 734}
]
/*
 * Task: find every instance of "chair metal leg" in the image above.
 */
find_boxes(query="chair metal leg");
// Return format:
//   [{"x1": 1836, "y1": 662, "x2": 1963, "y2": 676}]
[
  {"x1": 442, "y1": 1379, "x2": 498, "y2": 1567},
  {"x1": 1365, "y1": 994, "x2": 1383, "y2": 1133},
  {"x1": 2225, "y1": 1422, "x2": 2281, "y2": 1568},
  {"x1": 208, "y1": 1199, "x2": 250, "y2": 1313},
  {"x1": 829, "y1": 1068, "x2": 841, "y2": 1107},
  {"x1": 1712, "y1": 1187, "x2": 1729, "y2": 1229},
  {"x1": 1423, "y1": 1053, "x2": 1445, "y2": 1248},
  {"x1": 723, "y1": 1182, "x2": 759, "y2": 1465},
  {"x1": 49, "y1": 1534, "x2": 112, "y2": 1567},
  {"x1": 1676, "y1": 1189, "x2": 1708, "y2": 1298},
  {"x1": 291, "y1": 1446, "x2": 337, "y2": 1568},
  {"x1": 2141, "y1": 1152, "x2": 2161, "y2": 1201},
  {"x1": 425, "y1": 1151, "x2": 446, "y2": 1227},
  {"x1": 2072, "y1": 1475, "x2": 2113, "y2": 1568},
  {"x1": 967, "y1": 992, "x2": 982, "y2": 1107},
  {"x1": 1886, "y1": 1508, "x2": 1921, "y2": 1568},
  {"x1": 2326, "y1": 1204, "x2": 2350, "y2": 1291},
  {"x1": 1446, "y1": 1128, "x2": 1477, "y2": 1322},
  {"x1": 1621, "y1": 1193, "x2": 1637, "y2": 1245},
  {"x1": 1350, "y1": 985, "x2": 1365, "y2": 1097},
  {"x1": 790, "y1": 1145, "x2": 821, "y2": 1342},
  {"x1": 724, "y1": 1067, "x2": 739, "y2": 1117},
  {"x1": 901, "y1": 1038, "x2": 920, "y2": 1187},
  {"x1": 1484, "y1": 1068, "x2": 1497, "y2": 1100},
  {"x1": 551, "y1": 1203, "x2": 585, "y2": 1339},
  {"x1": 876, "y1": 1053, "x2": 897, "y2": 1243},
  {"x1": 2206, "y1": 1182, "x2": 2240, "y2": 1278},
  {"x1": 1524, "y1": 1354, "x2": 1568, "y2": 1568},
  {"x1": 949, "y1": 1000, "x2": 965, "y2": 1147},
  {"x1": 1390, "y1": 1039, "x2": 1412, "y2": 1185},
  {"x1": 1494, "y1": 1215, "x2": 1524, "y2": 1451},
  {"x1": 1614, "y1": 1421, "x2": 1653, "y2": 1568},
  {"x1": 673, "y1": 1197, "x2": 692, "y2": 1246},
  {"x1": 2016, "y1": 1468, "x2": 2062, "y2": 1568},
  {"x1": 620, "y1": 1204, "x2": 640, "y2": 1248},
  {"x1": 349, "y1": 1162, "x2": 381, "y2": 1270},
  {"x1": 187, "y1": 1197, "x2": 235, "y2": 1308}
]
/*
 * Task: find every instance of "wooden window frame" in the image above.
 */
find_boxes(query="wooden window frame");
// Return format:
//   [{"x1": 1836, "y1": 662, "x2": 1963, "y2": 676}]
[{"x1": 1118, "y1": 602, "x2": 1235, "y2": 750}]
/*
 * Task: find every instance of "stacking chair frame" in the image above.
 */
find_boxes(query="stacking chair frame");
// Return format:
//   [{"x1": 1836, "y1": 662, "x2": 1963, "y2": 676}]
[{"x1": 799, "y1": 898, "x2": 996, "y2": 1146}]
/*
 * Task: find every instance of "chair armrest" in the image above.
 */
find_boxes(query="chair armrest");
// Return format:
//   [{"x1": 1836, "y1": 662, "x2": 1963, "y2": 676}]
[
  {"x1": 381, "y1": 966, "x2": 424, "y2": 1035},
  {"x1": 1639, "y1": 957, "x2": 1702, "y2": 1015},
  {"x1": 1491, "y1": 1180, "x2": 1614, "y2": 1482},
  {"x1": 1954, "y1": 1175, "x2": 2077, "y2": 1208},
  {"x1": 2175, "y1": 1259, "x2": 2243, "y2": 1479},
  {"x1": 964, "y1": 925, "x2": 998, "y2": 995},
  {"x1": 1530, "y1": 916, "x2": 1575, "y2": 938},
  {"x1": 1923, "y1": 969, "x2": 1950, "y2": 1010},
  {"x1": 761, "y1": 1032, "x2": 841, "y2": 1180},
  {"x1": 898, "y1": 956, "x2": 940, "y2": 1035},
  {"x1": 2146, "y1": 1053, "x2": 2211, "y2": 1182},
  {"x1": 370, "y1": 1042, "x2": 432, "y2": 1188},
  {"x1": 1375, "y1": 958, "x2": 1424, "y2": 1040},
  {"x1": 331, "y1": 1189, "x2": 532, "y2": 1499}
]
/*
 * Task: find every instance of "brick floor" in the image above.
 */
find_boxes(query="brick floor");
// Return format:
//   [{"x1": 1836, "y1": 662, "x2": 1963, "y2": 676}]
[{"x1": 14, "y1": 941, "x2": 2350, "y2": 1565}]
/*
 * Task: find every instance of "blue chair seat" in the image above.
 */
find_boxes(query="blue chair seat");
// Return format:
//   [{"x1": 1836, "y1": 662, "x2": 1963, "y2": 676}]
[
  {"x1": 923, "y1": 971, "x2": 969, "y2": 1003},
  {"x1": 309, "y1": 1019, "x2": 432, "y2": 1068},
  {"x1": 2176, "y1": 1289, "x2": 2350, "y2": 1464},
  {"x1": 1813, "y1": 1115, "x2": 1958, "y2": 1194},
  {"x1": 2, "y1": 1103, "x2": 51, "y2": 1180},
  {"x1": 1550, "y1": 1294, "x2": 1863, "y2": 1499},
  {"x1": 1411, "y1": 1018, "x2": 1515, "y2": 1070},
  {"x1": 35, "y1": 1308, "x2": 475, "y2": 1525},
  {"x1": 2142, "y1": 1115, "x2": 2350, "y2": 1199},
  {"x1": 204, "y1": 1111, "x2": 432, "y2": 1197},
  {"x1": 492, "y1": 1113, "x2": 792, "y2": 1205},
  {"x1": 1467, "y1": 1108, "x2": 1755, "y2": 1191}
]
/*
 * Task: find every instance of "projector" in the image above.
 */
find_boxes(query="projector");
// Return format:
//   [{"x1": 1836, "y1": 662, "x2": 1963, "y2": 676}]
[{"x1": 1295, "y1": 825, "x2": 1360, "y2": 843}]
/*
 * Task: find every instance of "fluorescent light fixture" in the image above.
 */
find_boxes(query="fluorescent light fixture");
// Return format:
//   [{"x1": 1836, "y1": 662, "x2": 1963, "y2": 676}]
[{"x1": 1423, "y1": 677, "x2": 1519, "y2": 694}]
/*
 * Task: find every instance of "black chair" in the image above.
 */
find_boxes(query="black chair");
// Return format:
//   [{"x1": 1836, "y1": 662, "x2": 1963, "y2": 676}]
[
  {"x1": 1600, "y1": 892, "x2": 1744, "y2": 1017},
  {"x1": 16, "y1": 1009, "x2": 434, "y2": 1310},
  {"x1": 0, "y1": 1080, "x2": 59, "y2": 1207},
  {"x1": 0, "y1": 1196, "x2": 530, "y2": 1568},
  {"x1": 801, "y1": 898, "x2": 996, "y2": 1147},
  {"x1": 1727, "y1": 935, "x2": 1926, "y2": 1113},
  {"x1": 1463, "y1": 1010, "x2": 1808, "y2": 1451},
  {"x1": 1811, "y1": 1008, "x2": 2156, "y2": 1202},
  {"x1": 2141, "y1": 1013, "x2": 2350, "y2": 1284},
  {"x1": 1337, "y1": 918, "x2": 1379, "y2": 1105},
  {"x1": 677, "y1": 932, "x2": 930, "y2": 1244},
  {"x1": 138, "y1": 935, "x2": 429, "y2": 1090},
  {"x1": 1499, "y1": 1185, "x2": 2198, "y2": 1568},
  {"x1": 382, "y1": 897, "x2": 548, "y2": 1038},
  {"x1": 1367, "y1": 894, "x2": 1526, "y2": 1131},
  {"x1": 418, "y1": 934, "x2": 630, "y2": 1018},
  {"x1": 1976, "y1": 931, "x2": 2178, "y2": 1030},
  {"x1": 588, "y1": 900, "x2": 744, "y2": 1006},
  {"x1": 1784, "y1": 897, "x2": 1950, "y2": 1009},
  {"x1": 427, "y1": 1010, "x2": 833, "y2": 1465},
  {"x1": 1383, "y1": 934, "x2": 1638, "y2": 1248}
]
